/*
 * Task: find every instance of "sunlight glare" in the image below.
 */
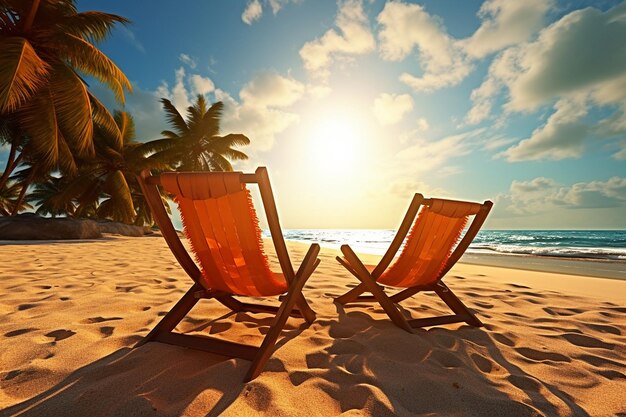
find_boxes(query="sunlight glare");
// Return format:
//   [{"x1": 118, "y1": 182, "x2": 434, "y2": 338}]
[{"x1": 306, "y1": 115, "x2": 364, "y2": 177}]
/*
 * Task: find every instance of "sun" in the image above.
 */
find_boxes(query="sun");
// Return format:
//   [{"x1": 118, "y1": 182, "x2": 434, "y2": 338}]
[{"x1": 306, "y1": 114, "x2": 364, "y2": 176}]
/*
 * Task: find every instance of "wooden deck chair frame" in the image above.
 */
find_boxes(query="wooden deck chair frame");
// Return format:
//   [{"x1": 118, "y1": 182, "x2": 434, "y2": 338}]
[
  {"x1": 136, "y1": 167, "x2": 320, "y2": 381},
  {"x1": 335, "y1": 193, "x2": 493, "y2": 332}
]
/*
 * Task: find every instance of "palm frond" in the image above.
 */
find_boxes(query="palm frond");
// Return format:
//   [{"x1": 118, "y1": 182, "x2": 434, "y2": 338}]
[
  {"x1": 49, "y1": 63, "x2": 94, "y2": 158},
  {"x1": 101, "y1": 169, "x2": 135, "y2": 223},
  {"x1": 210, "y1": 153, "x2": 233, "y2": 172},
  {"x1": 0, "y1": 37, "x2": 49, "y2": 112},
  {"x1": 55, "y1": 11, "x2": 130, "y2": 43},
  {"x1": 114, "y1": 110, "x2": 135, "y2": 145},
  {"x1": 201, "y1": 100, "x2": 223, "y2": 138},
  {"x1": 160, "y1": 98, "x2": 189, "y2": 135},
  {"x1": 211, "y1": 133, "x2": 251, "y2": 148},
  {"x1": 56, "y1": 130, "x2": 78, "y2": 175},
  {"x1": 18, "y1": 88, "x2": 59, "y2": 169},
  {"x1": 89, "y1": 92, "x2": 122, "y2": 147},
  {"x1": 215, "y1": 148, "x2": 249, "y2": 161},
  {"x1": 160, "y1": 129, "x2": 180, "y2": 139},
  {"x1": 54, "y1": 33, "x2": 131, "y2": 103}
]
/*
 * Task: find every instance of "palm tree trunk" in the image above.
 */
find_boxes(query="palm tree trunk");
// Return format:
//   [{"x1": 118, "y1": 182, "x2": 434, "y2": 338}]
[
  {"x1": 0, "y1": 144, "x2": 22, "y2": 191},
  {"x1": 23, "y1": 0, "x2": 41, "y2": 31},
  {"x1": 10, "y1": 167, "x2": 36, "y2": 215}
]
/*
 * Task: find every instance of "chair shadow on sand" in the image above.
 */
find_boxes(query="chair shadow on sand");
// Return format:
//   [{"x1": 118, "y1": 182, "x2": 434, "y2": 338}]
[
  {"x1": 0, "y1": 309, "x2": 310, "y2": 417},
  {"x1": 297, "y1": 296, "x2": 593, "y2": 417}
]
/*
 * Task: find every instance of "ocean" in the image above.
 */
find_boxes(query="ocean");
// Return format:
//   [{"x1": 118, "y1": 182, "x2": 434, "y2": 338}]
[{"x1": 264, "y1": 229, "x2": 626, "y2": 261}]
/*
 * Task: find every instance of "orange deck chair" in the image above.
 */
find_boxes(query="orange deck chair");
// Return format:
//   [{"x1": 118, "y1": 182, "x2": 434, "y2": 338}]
[
  {"x1": 136, "y1": 167, "x2": 320, "y2": 381},
  {"x1": 335, "y1": 193, "x2": 492, "y2": 332}
]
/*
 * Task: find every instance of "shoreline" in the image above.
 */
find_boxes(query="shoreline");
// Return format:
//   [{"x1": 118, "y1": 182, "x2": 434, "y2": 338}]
[
  {"x1": 1, "y1": 235, "x2": 624, "y2": 280},
  {"x1": 279, "y1": 238, "x2": 626, "y2": 280}
]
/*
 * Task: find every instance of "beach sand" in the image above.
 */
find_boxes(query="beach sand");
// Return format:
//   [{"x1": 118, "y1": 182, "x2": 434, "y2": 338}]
[{"x1": 1, "y1": 236, "x2": 625, "y2": 416}]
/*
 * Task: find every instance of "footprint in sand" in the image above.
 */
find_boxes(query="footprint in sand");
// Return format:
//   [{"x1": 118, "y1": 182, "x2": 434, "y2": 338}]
[
  {"x1": 243, "y1": 382, "x2": 273, "y2": 412},
  {"x1": 306, "y1": 351, "x2": 331, "y2": 369},
  {"x1": 17, "y1": 303, "x2": 39, "y2": 311},
  {"x1": 507, "y1": 374, "x2": 542, "y2": 392},
  {"x1": 430, "y1": 350, "x2": 464, "y2": 368},
  {"x1": 492, "y1": 333, "x2": 516, "y2": 347},
  {"x1": 577, "y1": 354, "x2": 624, "y2": 368},
  {"x1": 543, "y1": 307, "x2": 584, "y2": 316},
  {"x1": 582, "y1": 322, "x2": 621, "y2": 335},
  {"x1": 507, "y1": 283, "x2": 530, "y2": 289},
  {"x1": 288, "y1": 370, "x2": 313, "y2": 386},
  {"x1": 100, "y1": 326, "x2": 114, "y2": 337},
  {"x1": 3, "y1": 370, "x2": 22, "y2": 381},
  {"x1": 4, "y1": 328, "x2": 37, "y2": 337},
  {"x1": 515, "y1": 347, "x2": 570, "y2": 363},
  {"x1": 561, "y1": 333, "x2": 615, "y2": 350},
  {"x1": 81, "y1": 316, "x2": 123, "y2": 324},
  {"x1": 470, "y1": 353, "x2": 493, "y2": 373},
  {"x1": 598, "y1": 370, "x2": 626, "y2": 380},
  {"x1": 45, "y1": 329, "x2": 76, "y2": 341}
]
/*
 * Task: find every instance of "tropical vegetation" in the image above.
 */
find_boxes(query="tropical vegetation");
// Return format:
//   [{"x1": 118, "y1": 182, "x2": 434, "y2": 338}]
[
  {"x1": 0, "y1": 1, "x2": 251, "y2": 226},
  {"x1": 146, "y1": 96, "x2": 250, "y2": 172}
]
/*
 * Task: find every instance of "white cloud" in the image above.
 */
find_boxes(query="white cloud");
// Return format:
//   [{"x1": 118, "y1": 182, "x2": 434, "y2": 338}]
[
  {"x1": 178, "y1": 53, "x2": 197, "y2": 69},
  {"x1": 503, "y1": 97, "x2": 589, "y2": 161},
  {"x1": 377, "y1": 1, "x2": 471, "y2": 92},
  {"x1": 217, "y1": 73, "x2": 305, "y2": 152},
  {"x1": 463, "y1": 0, "x2": 553, "y2": 58},
  {"x1": 505, "y1": 4, "x2": 626, "y2": 112},
  {"x1": 156, "y1": 67, "x2": 191, "y2": 112},
  {"x1": 372, "y1": 93, "x2": 414, "y2": 126},
  {"x1": 395, "y1": 128, "x2": 486, "y2": 173},
  {"x1": 242, "y1": 0, "x2": 263, "y2": 25},
  {"x1": 240, "y1": 72, "x2": 304, "y2": 108},
  {"x1": 497, "y1": 176, "x2": 626, "y2": 215},
  {"x1": 268, "y1": 0, "x2": 300, "y2": 15},
  {"x1": 299, "y1": 0, "x2": 375, "y2": 80},
  {"x1": 390, "y1": 179, "x2": 447, "y2": 198},
  {"x1": 467, "y1": 2, "x2": 626, "y2": 160},
  {"x1": 416, "y1": 117, "x2": 429, "y2": 131},
  {"x1": 190, "y1": 74, "x2": 215, "y2": 96}
]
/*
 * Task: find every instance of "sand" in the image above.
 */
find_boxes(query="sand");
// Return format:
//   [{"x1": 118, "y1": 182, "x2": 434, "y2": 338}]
[{"x1": 1, "y1": 236, "x2": 625, "y2": 417}]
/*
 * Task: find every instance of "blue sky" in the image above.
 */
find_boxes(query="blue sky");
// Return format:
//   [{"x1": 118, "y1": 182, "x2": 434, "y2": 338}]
[{"x1": 37, "y1": 0, "x2": 626, "y2": 228}]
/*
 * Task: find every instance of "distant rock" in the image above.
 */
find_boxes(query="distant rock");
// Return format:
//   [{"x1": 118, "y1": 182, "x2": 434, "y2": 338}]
[
  {"x1": 0, "y1": 214, "x2": 101, "y2": 240},
  {"x1": 0, "y1": 215, "x2": 154, "y2": 240},
  {"x1": 96, "y1": 221, "x2": 152, "y2": 237}
]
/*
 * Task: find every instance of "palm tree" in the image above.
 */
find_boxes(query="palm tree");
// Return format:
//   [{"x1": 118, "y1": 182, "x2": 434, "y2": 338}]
[
  {"x1": 27, "y1": 175, "x2": 76, "y2": 217},
  {"x1": 0, "y1": 0, "x2": 131, "y2": 199},
  {"x1": 147, "y1": 95, "x2": 250, "y2": 171},
  {"x1": 67, "y1": 111, "x2": 169, "y2": 225},
  {"x1": 0, "y1": 181, "x2": 32, "y2": 215}
]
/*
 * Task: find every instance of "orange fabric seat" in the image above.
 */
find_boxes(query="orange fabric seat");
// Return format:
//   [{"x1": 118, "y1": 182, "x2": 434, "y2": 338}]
[
  {"x1": 378, "y1": 199, "x2": 481, "y2": 288},
  {"x1": 160, "y1": 172, "x2": 287, "y2": 296}
]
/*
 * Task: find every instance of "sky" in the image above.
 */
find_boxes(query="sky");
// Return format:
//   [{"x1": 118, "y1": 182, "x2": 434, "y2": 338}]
[{"x1": 22, "y1": 0, "x2": 626, "y2": 228}]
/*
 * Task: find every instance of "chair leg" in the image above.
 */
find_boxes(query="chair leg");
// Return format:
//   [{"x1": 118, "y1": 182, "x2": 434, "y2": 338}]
[
  {"x1": 135, "y1": 283, "x2": 203, "y2": 347},
  {"x1": 292, "y1": 244, "x2": 320, "y2": 324},
  {"x1": 335, "y1": 256, "x2": 368, "y2": 304},
  {"x1": 434, "y1": 282, "x2": 483, "y2": 327},
  {"x1": 245, "y1": 253, "x2": 318, "y2": 381},
  {"x1": 335, "y1": 282, "x2": 367, "y2": 305},
  {"x1": 341, "y1": 246, "x2": 413, "y2": 333}
]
